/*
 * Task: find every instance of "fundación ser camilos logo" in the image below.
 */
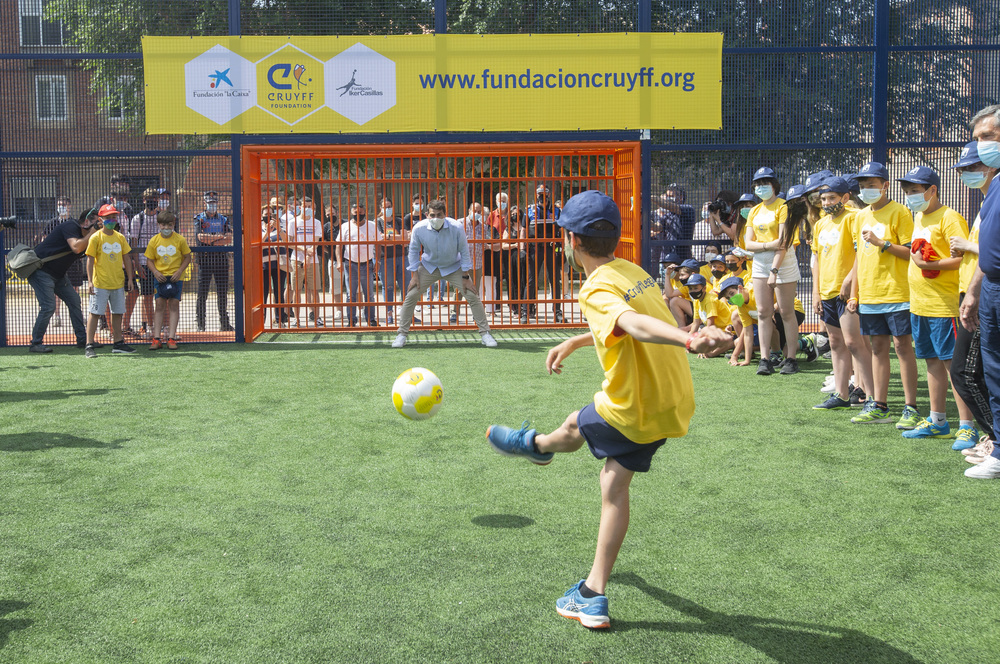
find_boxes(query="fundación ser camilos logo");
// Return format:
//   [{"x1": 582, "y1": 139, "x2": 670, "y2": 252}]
[{"x1": 184, "y1": 42, "x2": 396, "y2": 127}]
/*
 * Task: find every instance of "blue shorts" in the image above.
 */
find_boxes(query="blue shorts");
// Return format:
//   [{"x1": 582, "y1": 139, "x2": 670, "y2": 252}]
[
  {"x1": 154, "y1": 279, "x2": 183, "y2": 300},
  {"x1": 860, "y1": 310, "x2": 912, "y2": 337},
  {"x1": 911, "y1": 314, "x2": 956, "y2": 360},
  {"x1": 577, "y1": 403, "x2": 665, "y2": 473},
  {"x1": 821, "y1": 298, "x2": 846, "y2": 328}
]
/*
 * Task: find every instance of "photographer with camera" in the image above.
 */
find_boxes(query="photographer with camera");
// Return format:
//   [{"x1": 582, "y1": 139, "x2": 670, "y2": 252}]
[{"x1": 24, "y1": 207, "x2": 101, "y2": 352}]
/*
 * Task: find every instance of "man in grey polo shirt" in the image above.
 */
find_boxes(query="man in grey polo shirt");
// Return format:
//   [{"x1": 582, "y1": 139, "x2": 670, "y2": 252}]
[{"x1": 393, "y1": 199, "x2": 497, "y2": 348}]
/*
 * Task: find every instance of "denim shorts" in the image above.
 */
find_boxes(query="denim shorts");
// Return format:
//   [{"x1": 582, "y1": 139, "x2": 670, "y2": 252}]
[
  {"x1": 578, "y1": 403, "x2": 665, "y2": 473},
  {"x1": 911, "y1": 314, "x2": 956, "y2": 360}
]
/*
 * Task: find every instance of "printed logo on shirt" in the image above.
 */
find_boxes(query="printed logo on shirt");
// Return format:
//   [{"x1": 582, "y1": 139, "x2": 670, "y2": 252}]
[
  {"x1": 157, "y1": 245, "x2": 178, "y2": 257},
  {"x1": 102, "y1": 242, "x2": 123, "y2": 256},
  {"x1": 817, "y1": 228, "x2": 841, "y2": 250},
  {"x1": 859, "y1": 222, "x2": 887, "y2": 253},
  {"x1": 912, "y1": 226, "x2": 932, "y2": 242}
]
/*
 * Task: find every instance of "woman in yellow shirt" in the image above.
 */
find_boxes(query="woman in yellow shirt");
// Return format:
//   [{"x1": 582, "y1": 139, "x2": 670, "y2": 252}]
[{"x1": 744, "y1": 168, "x2": 801, "y2": 375}]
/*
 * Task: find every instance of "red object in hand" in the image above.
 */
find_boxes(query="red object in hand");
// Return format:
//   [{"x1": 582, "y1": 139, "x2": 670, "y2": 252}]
[{"x1": 911, "y1": 238, "x2": 941, "y2": 279}]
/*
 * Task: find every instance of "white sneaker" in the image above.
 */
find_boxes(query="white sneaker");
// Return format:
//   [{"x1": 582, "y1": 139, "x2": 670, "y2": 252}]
[
  {"x1": 820, "y1": 382, "x2": 837, "y2": 394},
  {"x1": 392, "y1": 333, "x2": 407, "y2": 348},
  {"x1": 315, "y1": 317, "x2": 325, "y2": 327},
  {"x1": 965, "y1": 455, "x2": 1000, "y2": 479},
  {"x1": 333, "y1": 310, "x2": 343, "y2": 321},
  {"x1": 289, "y1": 318, "x2": 299, "y2": 327},
  {"x1": 481, "y1": 332, "x2": 498, "y2": 348}
]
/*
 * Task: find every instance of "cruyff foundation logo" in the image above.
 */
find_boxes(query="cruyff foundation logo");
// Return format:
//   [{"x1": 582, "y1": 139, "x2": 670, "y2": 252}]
[{"x1": 257, "y1": 44, "x2": 325, "y2": 125}]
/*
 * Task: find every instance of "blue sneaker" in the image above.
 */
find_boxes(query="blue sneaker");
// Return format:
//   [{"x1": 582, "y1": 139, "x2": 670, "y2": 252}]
[
  {"x1": 486, "y1": 422, "x2": 553, "y2": 465},
  {"x1": 901, "y1": 418, "x2": 952, "y2": 439},
  {"x1": 555, "y1": 580, "x2": 610, "y2": 629},
  {"x1": 952, "y1": 425, "x2": 980, "y2": 450}
]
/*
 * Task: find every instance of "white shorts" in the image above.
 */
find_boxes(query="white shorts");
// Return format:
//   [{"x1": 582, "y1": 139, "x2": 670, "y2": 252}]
[
  {"x1": 89, "y1": 287, "x2": 126, "y2": 315},
  {"x1": 751, "y1": 249, "x2": 800, "y2": 284}
]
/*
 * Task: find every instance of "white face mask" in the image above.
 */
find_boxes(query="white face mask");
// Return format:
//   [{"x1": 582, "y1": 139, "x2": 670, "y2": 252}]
[
  {"x1": 704, "y1": 251, "x2": 717, "y2": 262},
  {"x1": 858, "y1": 188, "x2": 883, "y2": 205},
  {"x1": 413, "y1": 204, "x2": 422, "y2": 213},
  {"x1": 500, "y1": 202, "x2": 507, "y2": 211},
  {"x1": 430, "y1": 217, "x2": 445, "y2": 231},
  {"x1": 57, "y1": 205, "x2": 69, "y2": 216},
  {"x1": 384, "y1": 207, "x2": 393, "y2": 217},
  {"x1": 905, "y1": 192, "x2": 929, "y2": 213},
  {"x1": 303, "y1": 207, "x2": 313, "y2": 219},
  {"x1": 206, "y1": 203, "x2": 218, "y2": 214},
  {"x1": 160, "y1": 228, "x2": 173, "y2": 237},
  {"x1": 158, "y1": 199, "x2": 170, "y2": 209},
  {"x1": 701, "y1": 209, "x2": 710, "y2": 220},
  {"x1": 473, "y1": 213, "x2": 483, "y2": 223}
]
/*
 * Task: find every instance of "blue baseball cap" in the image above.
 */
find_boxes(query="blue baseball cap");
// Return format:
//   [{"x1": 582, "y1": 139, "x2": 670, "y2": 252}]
[
  {"x1": 736, "y1": 193, "x2": 757, "y2": 205},
  {"x1": 804, "y1": 170, "x2": 834, "y2": 193},
  {"x1": 708, "y1": 253, "x2": 726, "y2": 264},
  {"x1": 784, "y1": 184, "x2": 807, "y2": 201},
  {"x1": 752, "y1": 167, "x2": 776, "y2": 182},
  {"x1": 659, "y1": 251, "x2": 681, "y2": 265},
  {"x1": 555, "y1": 190, "x2": 621, "y2": 238},
  {"x1": 680, "y1": 258, "x2": 704, "y2": 271},
  {"x1": 953, "y1": 142, "x2": 981, "y2": 169},
  {"x1": 823, "y1": 176, "x2": 852, "y2": 194},
  {"x1": 856, "y1": 162, "x2": 889, "y2": 180},
  {"x1": 718, "y1": 276, "x2": 744, "y2": 293},
  {"x1": 843, "y1": 173, "x2": 860, "y2": 194},
  {"x1": 897, "y1": 166, "x2": 941, "y2": 188},
  {"x1": 686, "y1": 274, "x2": 707, "y2": 287}
]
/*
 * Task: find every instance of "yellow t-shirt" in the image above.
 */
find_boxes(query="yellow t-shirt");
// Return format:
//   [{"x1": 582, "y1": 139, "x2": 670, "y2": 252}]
[
  {"x1": 812, "y1": 208, "x2": 858, "y2": 300},
  {"x1": 959, "y1": 214, "x2": 981, "y2": 294},
  {"x1": 852, "y1": 200, "x2": 913, "y2": 305},
  {"x1": 580, "y1": 258, "x2": 696, "y2": 443},
  {"x1": 909, "y1": 206, "x2": 967, "y2": 317},
  {"x1": 745, "y1": 198, "x2": 788, "y2": 244},
  {"x1": 144, "y1": 232, "x2": 192, "y2": 277},
  {"x1": 85, "y1": 230, "x2": 131, "y2": 290},
  {"x1": 670, "y1": 278, "x2": 691, "y2": 301},
  {"x1": 692, "y1": 290, "x2": 728, "y2": 328},
  {"x1": 734, "y1": 286, "x2": 759, "y2": 328}
]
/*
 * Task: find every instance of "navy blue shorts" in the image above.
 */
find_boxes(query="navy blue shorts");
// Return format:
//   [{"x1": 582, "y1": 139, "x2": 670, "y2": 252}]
[
  {"x1": 911, "y1": 314, "x2": 956, "y2": 360},
  {"x1": 577, "y1": 403, "x2": 665, "y2": 473},
  {"x1": 136, "y1": 268, "x2": 157, "y2": 296},
  {"x1": 154, "y1": 279, "x2": 183, "y2": 300},
  {"x1": 860, "y1": 310, "x2": 912, "y2": 337},
  {"x1": 821, "y1": 297, "x2": 847, "y2": 328}
]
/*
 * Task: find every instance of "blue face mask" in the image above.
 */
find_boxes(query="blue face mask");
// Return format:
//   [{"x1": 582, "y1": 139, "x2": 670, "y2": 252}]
[
  {"x1": 739, "y1": 207, "x2": 751, "y2": 219},
  {"x1": 905, "y1": 192, "x2": 929, "y2": 213},
  {"x1": 858, "y1": 188, "x2": 883, "y2": 205},
  {"x1": 754, "y1": 185, "x2": 774, "y2": 200},
  {"x1": 103, "y1": 220, "x2": 117, "y2": 231},
  {"x1": 977, "y1": 141, "x2": 1000, "y2": 169},
  {"x1": 960, "y1": 170, "x2": 988, "y2": 190}
]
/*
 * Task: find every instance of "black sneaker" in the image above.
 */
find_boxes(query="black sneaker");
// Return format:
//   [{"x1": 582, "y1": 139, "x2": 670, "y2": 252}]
[
  {"x1": 84, "y1": 344, "x2": 97, "y2": 359},
  {"x1": 780, "y1": 358, "x2": 800, "y2": 375},
  {"x1": 112, "y1": 341, "x2": 136, "y2": 354},
  {"x1": 756, "y1": 358, "x2": 774, "y2": 375},
  {"x1": 554, "y1": 311, "x2": 564, "y2": 323},
  {"x1": 770, "y1": 351, "x2": 784, "y2": 365},
  {"x1": 849, "y1": 387, "x2": 867, "y2": 407},
  {"x1": 803, "y1": 335, "x2": 818, "y2": 362},
  {"x1": 29, "y1": 344, "x2": 53, "y2": 354}
]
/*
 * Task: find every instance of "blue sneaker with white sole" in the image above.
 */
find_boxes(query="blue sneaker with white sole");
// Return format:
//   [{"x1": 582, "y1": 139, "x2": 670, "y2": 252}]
[
  {"x1": 556, "y1": 580, "x2": 610, "y2": 629},
  {"x1": 901, "y1": 417, "x2": 952, "y2": 439},
  {"x1": 952, "y1": 425, "x2": 979, "y2": 450},
  {"x1": 486, "y1": 422, "x2": 553, "y2": 465}
]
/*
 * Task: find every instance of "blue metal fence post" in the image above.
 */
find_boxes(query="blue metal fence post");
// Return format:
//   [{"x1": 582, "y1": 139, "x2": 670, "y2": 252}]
[
  {"x1": 872, "y1": 0, "x2": 889, "y2": 166},
  {"x1": 230, "y1": 0, "x2": 244, "y2": 342},
  {"x1": 639, "y1": 0, "x2": 653, "y2": 274},
  {"x1": 435, "y1": 0, "x2": 447, "y2": 34}
]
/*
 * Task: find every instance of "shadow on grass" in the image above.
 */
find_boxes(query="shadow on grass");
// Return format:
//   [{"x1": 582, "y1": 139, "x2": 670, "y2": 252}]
[
  {"x1": 612, "y1": 573, "x2": 922, "y2": 664},
  {"x1": 0, "y1": 433, "x2": 126, "y2": 453},
  {"x1": 0, "y1": 601, "x2": 31, "y2": 649},
  {"x1": 0, "y1": 388, "x2": 120, "y2": 403},
  {"x1": 0, "y1": 365, "x2": 56, "y2": 371},
  {"x1": 471, "y1": 514, "x2": 535, "y2": 528}
]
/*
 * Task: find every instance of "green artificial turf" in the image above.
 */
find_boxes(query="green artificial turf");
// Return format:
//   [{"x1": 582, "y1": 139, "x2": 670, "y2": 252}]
[{"x1": 1, "y1": 333, "x2": 997, "y2": 663}]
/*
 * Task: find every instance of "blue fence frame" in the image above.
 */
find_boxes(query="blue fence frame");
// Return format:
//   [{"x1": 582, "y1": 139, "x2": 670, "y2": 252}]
[{"x1": 1, "y1": 0, "x2": 995, "y2": 346}]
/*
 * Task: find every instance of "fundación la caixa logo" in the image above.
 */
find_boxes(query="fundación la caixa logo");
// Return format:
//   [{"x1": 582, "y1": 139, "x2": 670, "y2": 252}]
[{"x1": 184, "y1": 42, "x2": 396, "y2": 127}]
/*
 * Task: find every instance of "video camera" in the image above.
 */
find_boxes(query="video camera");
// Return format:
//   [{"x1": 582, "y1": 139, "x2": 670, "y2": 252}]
[
  {"x1": 0, "y1": 215, "x2": 16, "y2": 229},
  {"x1": 706, "y1": 199, "x2": 730, "y2": 216}
]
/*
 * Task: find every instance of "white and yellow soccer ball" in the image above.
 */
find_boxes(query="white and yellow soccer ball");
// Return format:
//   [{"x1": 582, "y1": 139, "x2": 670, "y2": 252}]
[{"x1": 391, "y1": 367, "x2": 443, "y2": 421}]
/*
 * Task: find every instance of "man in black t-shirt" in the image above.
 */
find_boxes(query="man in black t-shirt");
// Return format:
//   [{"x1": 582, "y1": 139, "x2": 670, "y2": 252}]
[
  {"x1": 26, "y1": 208, "x2": 101, "y2": 352},
  {"x1": 376, "y1": 196, "x2": 409, "y2": 325}
]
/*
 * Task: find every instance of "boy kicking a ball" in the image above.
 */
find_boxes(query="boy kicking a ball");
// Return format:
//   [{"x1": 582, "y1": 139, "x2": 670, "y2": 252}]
[{"x1": 486, "y1": 191, "x2": 731, "y2": 629}]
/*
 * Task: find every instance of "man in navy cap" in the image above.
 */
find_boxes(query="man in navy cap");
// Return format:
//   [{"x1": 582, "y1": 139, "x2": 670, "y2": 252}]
[
  {"x1": 959, "y1": 105, "x2": 1000, "y2": 478},
  {"x1": 848, "y1": 161, "x2": 920, "y2": 428},
  {"x1": 486, "y1": 190, "x2": 730, "y2": 630}
]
